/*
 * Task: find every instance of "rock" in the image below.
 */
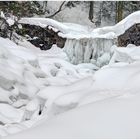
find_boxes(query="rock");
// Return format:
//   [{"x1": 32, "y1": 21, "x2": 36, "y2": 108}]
[{"x1": 118, "y1": 23, "x2": 140, "y2": 47}]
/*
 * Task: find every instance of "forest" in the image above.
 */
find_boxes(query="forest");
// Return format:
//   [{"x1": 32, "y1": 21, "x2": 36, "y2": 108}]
[{"x1": 0, "y1": 1, "x2": 140, "y2": 139}]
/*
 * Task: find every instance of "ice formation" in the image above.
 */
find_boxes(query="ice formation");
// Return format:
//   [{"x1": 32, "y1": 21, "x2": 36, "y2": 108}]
[
  {"x1": 19, "y1": 16, "x2": 117, "y2": 67},
  {"x1": 63, "y1": 38, "x2": 115, "y2": 67},
  {"x1": 19, "y1": 11, "x2": 140, "y2": 67}
]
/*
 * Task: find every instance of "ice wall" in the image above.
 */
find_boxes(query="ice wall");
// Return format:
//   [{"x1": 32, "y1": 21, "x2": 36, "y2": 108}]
[{"x1": 63, "y1": 38, "x2": 115, "y2": 67}]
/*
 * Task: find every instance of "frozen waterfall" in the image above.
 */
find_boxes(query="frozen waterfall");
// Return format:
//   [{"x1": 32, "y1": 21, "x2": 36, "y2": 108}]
[{"x1": 63, "y1": 38, "x2": 115, "y2": 67}]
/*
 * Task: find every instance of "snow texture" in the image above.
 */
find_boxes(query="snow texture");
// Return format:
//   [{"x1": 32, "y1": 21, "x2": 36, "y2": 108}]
[
  {"x1": 2, "y1": 11, "x2": 140, "y2": 138},
  {"x1": 0, "y1": 37, "x2": 95, "y2": 137},
  {"x1": 5, "y1": 47, "x2": 140, "y2": 139},
  {"x1": 19, "y1": 17, "x2": 116, "y2": 40}
]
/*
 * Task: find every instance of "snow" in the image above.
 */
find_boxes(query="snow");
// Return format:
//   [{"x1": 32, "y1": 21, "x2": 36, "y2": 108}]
[
  {"x1": 1, "y1": 11, "x2": 140, "y2": 138},
  {"x1": 3, "y1": 55, "x2": 140, "y2": 138},
  {"x1": 0, "y1": 104, "x2": 23, "y2": 124},
  {"x1": 19, "y1": 11, "x2": 140, "y2": 40},
  {"x1": 19, "y1": 17, "x2": 93, "y2": 39},
  {"x1": 19, "y1": 17, "x2": 115, "y2": 40},
  {"x1": 6, "y1": 18, "x2": 15, "y2": 26},
  {"x1": 110, "y1": 44, "x2": 140, "y2": 63},
  {"x1": 0, "y1": 11, "x2": 15, "y2": 26},
  {"x1": 63, "y1": 11, "x2": 140, "y2": 65},
  {"x1": 0, "y1": 36, "x2": 96, "y2": 137},
  {"x1": 0, "y1": 11, "x2": 5, "y2": 19},
  {"x1": 92, "y1": 11, "x2": 140, "y2": 37},
  {"x1": 26, "y1": 99, "x2": 39, "y2": 112},
  {"x1": 2, "y1": 35, "x2": 140, "y2": 138},
  {"x1": 37, "y1": 76, "x2": 94, "y2": 115},
  {"x1": 6, "y1": 84, "x2": 140, "y2": 139}
]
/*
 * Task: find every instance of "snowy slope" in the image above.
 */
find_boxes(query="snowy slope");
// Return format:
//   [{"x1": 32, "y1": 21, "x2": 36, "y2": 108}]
[
  {"x1": 6, "y1": 93, "x2": 140, "y2": 139},
  {"x1": 3, "y1": 41, "x2": 140, "y2": 138},
  {"x1": 5, "y1": 59, "x2": 140, "y2": 138},
  {"x1": 110, "y1": 44, "x2": 140, "y2": 63}
]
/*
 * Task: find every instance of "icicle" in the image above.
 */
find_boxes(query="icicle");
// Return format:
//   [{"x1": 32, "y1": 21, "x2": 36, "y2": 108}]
[
  {"x1": 74, "y1": 39, "x2": 84, "y2": 64},
  {"x1": 63, "y1": 37, "x2": 115, "y2": 68},
  {"x1": 84, "y1": 39, "x2": 93, "y2": 63},
  {"x1": 63, "y1": 39, "x2": 75, "y2": 62}
]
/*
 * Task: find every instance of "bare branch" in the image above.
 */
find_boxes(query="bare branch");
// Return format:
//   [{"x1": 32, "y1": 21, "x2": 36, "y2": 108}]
[{"x1": 46, "y1": 1, "x2": 66, "y2": 18}]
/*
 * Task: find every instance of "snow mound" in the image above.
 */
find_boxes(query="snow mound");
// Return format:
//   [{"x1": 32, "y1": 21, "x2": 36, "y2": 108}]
[
  {"x1": 0, "y1": 37, "x2": 95, "y2": 137},
  {"x1": 110, "y1": 44, "x2": 140, "y2": 63},
  {"x1": 92, "y1": 11, "x2": 140, "y2": 37},
  {"x1": 19, "y1": 17, "x2": 113, "y2": 39},
  {"x1": 19, "y1": 11, "x2": 140, "y2": 39},
  {"x1": 7, "y1": 92, "x2": 140, "y2": 139},
  {"x1": 6, "y1": 59, "x2": 140, "y2": 138}
]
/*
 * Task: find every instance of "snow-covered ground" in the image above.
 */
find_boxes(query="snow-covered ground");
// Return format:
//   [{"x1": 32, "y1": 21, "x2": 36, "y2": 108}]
[
  {"x1": 0, "y1": 36, "x2": 96, "y2": 137},
  {"x1": 2, "y1": 11, "x2": 140, "y2": 138},
  {"x1": 4, "y1": 44, "x2": 140, "y2": 138},
  {"x1": 6, "y1": 92, "x2": 140, "y2": 139},
  {"x1": 2, "y1": 36, "x2": 140, "y2": 138}
]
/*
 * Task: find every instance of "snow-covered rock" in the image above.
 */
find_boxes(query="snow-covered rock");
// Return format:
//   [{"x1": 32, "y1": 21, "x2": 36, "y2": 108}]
[
  {"x1": 5, "y1": 92, "x2": 140, "y2": 139},
  {"x1": 0, "y1": 36, "x2": 95, "y2": 137},
  {"x1": 92, "y1": 11, "x2": 140, "y2": 37},
  {"x1": 110, "y1": 44, "x2": 140, "y2": 63}
]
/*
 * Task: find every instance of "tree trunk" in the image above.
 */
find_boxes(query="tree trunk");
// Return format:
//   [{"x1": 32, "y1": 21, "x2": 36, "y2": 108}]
[
  {"x1": 89, "y1": 1, "x2": 94, "y2": 22},
  {"x1": 43, "y1": 1, "x2": 47, "y2": 13},
  {"x1": 116, "y1": 1, "x2": 123, "y2": 23}
]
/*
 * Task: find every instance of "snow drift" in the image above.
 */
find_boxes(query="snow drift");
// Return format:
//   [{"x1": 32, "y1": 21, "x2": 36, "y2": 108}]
[
  {"x1": 0, "y1": 37, "x2": 96, "y2": 137},
  {"x1": 6, "y1": 93, "x2": 140, "y2": 139},
  {"x1": 5, "y1": 48, "x2": 140, "y2": 139}
]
